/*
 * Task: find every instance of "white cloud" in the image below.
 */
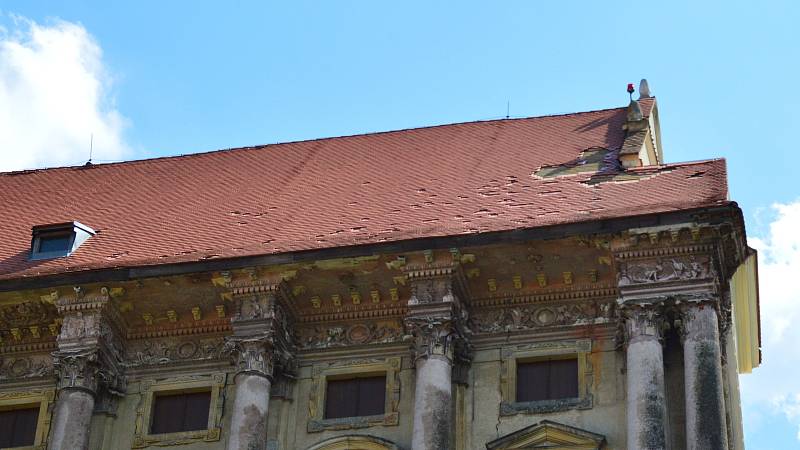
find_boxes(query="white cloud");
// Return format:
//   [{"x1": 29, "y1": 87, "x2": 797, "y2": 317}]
[
  {"x1": 0, "y1": 15, "x2": 129, "y2": 171},
  {"x1": 741, "y1": 200, "x2": 800, "y2": 441}
]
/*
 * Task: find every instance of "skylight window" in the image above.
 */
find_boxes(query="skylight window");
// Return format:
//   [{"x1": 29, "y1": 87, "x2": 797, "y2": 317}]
[{"x1": 30, "y1": 221, "x2": 95, "y2": 260}]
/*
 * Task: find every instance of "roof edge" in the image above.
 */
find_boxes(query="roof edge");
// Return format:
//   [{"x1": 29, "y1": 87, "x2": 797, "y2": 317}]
[{"x1": 0, "y1": 203, "x2": 741, "y2": 293}]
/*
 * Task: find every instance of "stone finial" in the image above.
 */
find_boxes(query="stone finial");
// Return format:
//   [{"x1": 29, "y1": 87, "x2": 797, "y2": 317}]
[
  {"x1": 626, "y1": 99, "x2": 643, "y2": 122},
  {"x1": 638, "y1": 79, "x2": 651, "y2": 99}
]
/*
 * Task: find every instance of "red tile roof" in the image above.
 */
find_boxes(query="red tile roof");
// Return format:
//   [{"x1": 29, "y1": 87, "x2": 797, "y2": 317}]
[{"x1": 0, "y1": 100, "x2": 729, "y2": 281}]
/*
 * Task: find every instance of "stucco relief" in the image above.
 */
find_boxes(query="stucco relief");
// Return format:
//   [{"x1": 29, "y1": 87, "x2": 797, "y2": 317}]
[
  {"x1": 0, "y1": 354, "x2": 53, "y2": 380},
  {"x1": 618, "y1": 256, "x2": 712, "y2": 286},
  {"x1": 472, "y1": 301, "x2": 616, "y2": 334},
  {"x1": 125, "y1": 337, "x2": 225, "y2": 367},
  {"x1": 297, "y1": 321, "x2": 404, "y2": 349}
]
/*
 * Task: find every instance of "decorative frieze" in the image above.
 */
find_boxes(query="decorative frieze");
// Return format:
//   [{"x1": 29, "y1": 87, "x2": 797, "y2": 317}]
[
  {"x1": 125, "y1": 336, "x2": 225, "y2": 367},
  {"x1": 471, "y1": 301, "x2": 616, "y2": 334},
  {"x1": 618, "y1": 255, "x2": 713, "y2": 286},
  {"x1": 297, "y1": 321, "x2": 404, "y2": 349},
  {"x1": 0, "y1": 353, "x2": 53, "y2": 380}
]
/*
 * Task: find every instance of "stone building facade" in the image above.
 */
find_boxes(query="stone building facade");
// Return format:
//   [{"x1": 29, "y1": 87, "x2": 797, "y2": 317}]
[{"x1": 0, "y1": 82, "x2": 760, "y2": 449}]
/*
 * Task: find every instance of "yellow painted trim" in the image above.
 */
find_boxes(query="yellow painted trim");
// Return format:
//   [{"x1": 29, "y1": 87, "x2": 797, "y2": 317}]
[
  {"x1": 730, "y1": 253, "x2": 760, "y2": 373},
  {"x1": 0, "y1": 387, "x2": 56, "y2": 450}
]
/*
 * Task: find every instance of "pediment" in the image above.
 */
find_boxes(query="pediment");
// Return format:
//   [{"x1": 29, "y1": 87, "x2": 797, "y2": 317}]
[{"x1": 486, "y1": 420, "x2": 606, "y2": 449}]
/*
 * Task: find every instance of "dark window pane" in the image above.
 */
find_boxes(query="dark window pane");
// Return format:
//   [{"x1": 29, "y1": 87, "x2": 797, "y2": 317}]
[
  {"x1": 325, "y1": 375, "x2": 386, "y2": 419},
  {"x1": 38, "y1": 234, "x2": 71, "y2": 253},
  {"x1": 151, "y1": 392, "x2": 210, "y2": 434},
  {"x1": 357, "y1": 376, "x2": 386, "y2": 416},
  {"x1": 549, "y1": 358, "x2": 579, "y2": 399},
  {"x1": 0, "y1": 406, "x2": 39, "y2": 447},
  {"x1": 516, "y1": 359, "x2": 578, "y2": 402}
]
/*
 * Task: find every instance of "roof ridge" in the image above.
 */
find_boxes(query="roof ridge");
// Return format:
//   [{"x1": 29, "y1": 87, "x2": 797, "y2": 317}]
[{"x1": 0, "y1": 104, "x2": 630, "y2": 177}]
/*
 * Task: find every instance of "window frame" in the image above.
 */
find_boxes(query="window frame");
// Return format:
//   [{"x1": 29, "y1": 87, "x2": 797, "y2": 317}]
[
  {"x1": 29, "y1": 221, "x2": 95, "y2": 260},
  {"x1": 323, "y1": 373, "x2": 388, "y2": 420},
  {"x1": 308, "y1": 357, "x2": 401, "y2": 433},
  {"x1": 0, "y1": 388, "x2": 55, "y2": 450},
  {"x1": 514, "y1": 356, "x2": 580, "y2": 403},
  {"x1": 132, "y1": 373, "x2": 226, "y2": 449},
  {"x1": 499, "y1": 339, "x2": 593, "y2": 416}
]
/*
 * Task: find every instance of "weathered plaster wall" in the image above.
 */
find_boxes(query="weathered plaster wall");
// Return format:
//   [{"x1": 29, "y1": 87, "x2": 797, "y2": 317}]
[{"x1": 466, "y1": 339, "x2": 627, "y2": 450}]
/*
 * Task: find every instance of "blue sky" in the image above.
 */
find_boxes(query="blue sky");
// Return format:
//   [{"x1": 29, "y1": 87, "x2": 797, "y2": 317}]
[{"x1": 1, "y1": 1, "x2": 799, "y2": 447}]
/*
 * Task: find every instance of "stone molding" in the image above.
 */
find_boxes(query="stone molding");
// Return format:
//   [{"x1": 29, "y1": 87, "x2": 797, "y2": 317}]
[
  {"x1": 307, "y1": 357, "x2": 401, "y2": 433},
  {"x1": 132, "y1": 373, "x2": 226, "y2": 448},
  {"x1": 499, "y1": 339, "x2": 593, "y2": 416},
  {"x1": 0, "y1": 387, "x2": 56, "y2": 449}
]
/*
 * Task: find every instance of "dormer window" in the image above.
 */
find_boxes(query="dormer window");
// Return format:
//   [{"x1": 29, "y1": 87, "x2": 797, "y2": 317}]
[{"x1": 30, "y1": 221, "x2": 95, "y2": 260}]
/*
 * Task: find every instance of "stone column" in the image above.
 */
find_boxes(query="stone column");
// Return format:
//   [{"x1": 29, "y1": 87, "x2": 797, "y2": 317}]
[
  {"x1": 404, "y1": 265, "x2": 470, "y2": 450},
  {"x1": 680, "y1": 301, "x2": 728, "y2": 450},
  {"x1": 622, "y1": 305, "x2": 668, "y2": 450},
  {"x1": 407, "y1": 316, "x2": 455, "y2": 450},
  {"x1": 50, "y1": 349, "x2": 100, "y2": 450},
  {"x1": 226, "y1": 336, "x2": 274, "y2": 450},
  {"x1": 225, "y1": 290, "x2": 293, "y2": 450},
  {"x1": 50, "y1": 288, "x2": 124, "y2": 450}
]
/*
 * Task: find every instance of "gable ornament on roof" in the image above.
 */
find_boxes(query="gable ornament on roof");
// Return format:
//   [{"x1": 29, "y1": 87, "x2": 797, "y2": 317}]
[{"x1": 485, "y1": 420, "x2": 606, "y2": 450}]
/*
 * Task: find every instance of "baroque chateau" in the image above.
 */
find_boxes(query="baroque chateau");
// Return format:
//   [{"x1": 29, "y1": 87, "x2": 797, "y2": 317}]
[{"x1": 0, "y1": 81, "x2": 760, "y2": 450}]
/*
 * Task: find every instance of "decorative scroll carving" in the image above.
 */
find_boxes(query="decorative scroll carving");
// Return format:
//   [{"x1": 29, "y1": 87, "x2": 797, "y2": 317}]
[
  {"x1": 618, "y1": 256, "x2": 712, "y2": 286},
  {"x1": 0, "y1": 353, "x2": 53, "y2": 380},
  {"x1": 224, "y1": 287, "x2": 296, "y2": 382},
  {"x1": 471, "y1": 301, "x2": 616, "y2": 334},
  {"x1": 620, "y1": 304, "x2": 666, "y2": 344},
  {"x1": 53, "y1": 347, "x2": 101, "y2": 392},
  {"x1": 297, "y1": 321, "x2": 404, "y2": 349},
  {"x1": 224, "y1": 333, "x2": 276, "y2": 379},
  {"x1": 125, "y1": 337, "x2": 224, "y2": 367},
  {"x1": 405, "y1": 316, "x2": 459, "y2": 361}
]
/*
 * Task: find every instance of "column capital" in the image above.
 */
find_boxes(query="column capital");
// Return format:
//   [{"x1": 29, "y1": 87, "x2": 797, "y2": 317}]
[
  {"x1": 53, "y1": 286, "x2": 125, "y2": 396},
  {"x1": 224, "y1": 333, "x2": 276, "y2": 380},
  {"x1": 404, "y1": 266, "x2": 472, "y2": 363},
  {"x1": 225, "y1": 289, "x2": 295, "y2": 380},
  {"x1": 619, "y1": 303, "x2": 666, "y2": 345}
]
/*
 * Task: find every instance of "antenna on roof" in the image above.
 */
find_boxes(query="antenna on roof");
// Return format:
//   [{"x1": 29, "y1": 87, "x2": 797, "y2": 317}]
[
  {"x1": 506, "y1": 100, "x2": 510, "y2": 119},
  {"x1": 85, "y1": 133, "x2": 94, "y2": 166}
]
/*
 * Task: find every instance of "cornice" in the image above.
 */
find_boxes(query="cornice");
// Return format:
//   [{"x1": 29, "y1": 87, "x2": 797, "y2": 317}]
[{"x1": 470, "y1": 284, "x2": 617, "y2": 308}]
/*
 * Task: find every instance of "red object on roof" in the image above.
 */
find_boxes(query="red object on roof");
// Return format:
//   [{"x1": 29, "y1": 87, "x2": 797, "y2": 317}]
[{"x1": 0, "y1": 99, "x2": 728, "y2": 281}]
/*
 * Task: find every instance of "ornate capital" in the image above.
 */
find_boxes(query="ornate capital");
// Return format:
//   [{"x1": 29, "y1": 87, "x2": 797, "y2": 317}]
[
  {"x1": 224, "y1": 334, "x2": 276, "y2": 380},
  {"x1": 620, "y1": 304, "x2": 666, "y2": 345},
  {"x1": 53, "y1": 348, "x2": 101, "y2": 393},
  {"x1": 405, "y1": 316, "x2": 458, "y2": 362},
  {"x1": 53, "y1": 287, "x2": 126, "y2": 395},
  {"x1": 675, "y1": 299, "x2": 720, "y2": 342}
]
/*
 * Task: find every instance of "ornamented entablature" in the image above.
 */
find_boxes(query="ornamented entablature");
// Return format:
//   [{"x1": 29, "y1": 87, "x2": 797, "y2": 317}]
[
  {"x1": 307, "y1": 356, "x2": 401, "y2": 433},
  {"x1": 499, "y1": 339, "x2": 593, "y2": 416},
  {"x1": 132, "y1": 372, "x2": 226, "y2": 448}
]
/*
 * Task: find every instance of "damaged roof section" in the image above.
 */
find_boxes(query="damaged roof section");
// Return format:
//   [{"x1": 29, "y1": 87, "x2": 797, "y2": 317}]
[{"x1": 0, "y1": 98, "x2": 728, "y2": 281}]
